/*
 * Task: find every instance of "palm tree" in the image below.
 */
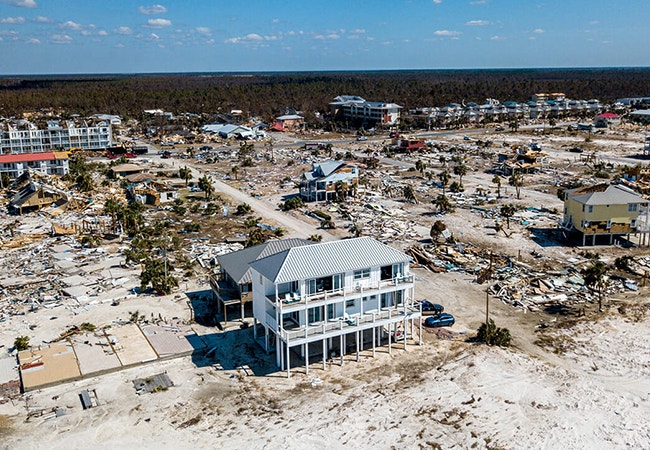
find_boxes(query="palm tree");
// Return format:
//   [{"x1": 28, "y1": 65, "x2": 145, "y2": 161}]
[
  {"x1": 335, "y1": 181, "x2": 347, "y2": 202},
  {"x1": 415, "y1": 159, "x2": 426, "y2": 175},
  {"x1": 438, "y1": 170, "x2": 450, "y2": 195},
  {"x1": 104, "y1": 197, "x2": 123, "y2": 233},
  {"x1": 178, "y1": 166, "x2": 192, "y2": 186},
  {"x1": 582, "y1": 260, "x2": 609, "y2": 312},
  {"x1": 231, "y1": 166, "x2": 239, "y2": 181},
  {"x1": 198, "y1": 175, "x2": 214, "y2": 200},
  {"x1": 453, "y1": 163, "x2": 468, "y2": 187},
  {"x1": 500, "y1": 204, "x2": 516, "y2": 229},
  {"x1": 509, "y1": 172, "x2": 524, "y2": 199},
  {"x1": 403, "y1": 185, "x2": 417, "y2": 204},
  {"x1": 434, "y1": 194, "x2": 452, "y2": 214},
  {"x1": 492, "y1": 174, "x2": 502, "y2": 198}
]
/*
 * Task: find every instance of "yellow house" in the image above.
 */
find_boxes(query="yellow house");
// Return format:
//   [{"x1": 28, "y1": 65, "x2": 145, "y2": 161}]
[{"x1": 560, "y1": 184, "x2": 649, "y2": 245}]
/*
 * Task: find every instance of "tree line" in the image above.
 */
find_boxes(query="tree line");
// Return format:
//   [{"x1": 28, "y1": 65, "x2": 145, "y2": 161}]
[{"x1": 2, "y1": 68, "x2": 650, "y2": 119}]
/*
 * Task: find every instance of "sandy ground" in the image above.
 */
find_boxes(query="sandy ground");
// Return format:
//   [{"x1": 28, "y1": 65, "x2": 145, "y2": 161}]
[
  {"x1": 2, "y1": 269, "x2": 649, "y2": 449},
  {"x1": 2, "y1": 126, "x2": 650, "y2": 448}
]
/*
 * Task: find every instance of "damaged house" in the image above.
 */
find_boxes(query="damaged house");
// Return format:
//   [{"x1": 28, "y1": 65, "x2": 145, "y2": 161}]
[
  {"x1": 9, "y1": 172, "x2": 69, "y2": 214},
  {"x1": 300, "y1": 160, "x2": 359, "y2": 202},
  {"x1": 559, "y1": 184, "x2": 650, "y2": 245}
]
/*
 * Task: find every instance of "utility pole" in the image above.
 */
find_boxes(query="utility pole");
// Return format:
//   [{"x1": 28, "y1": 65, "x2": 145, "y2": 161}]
[{"x1": 485, "y1": 252, "x2": 494, "y2": 335}]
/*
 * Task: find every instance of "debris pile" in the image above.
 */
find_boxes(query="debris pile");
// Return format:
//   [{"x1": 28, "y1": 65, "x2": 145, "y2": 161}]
[{"x1": 408, "y1": 243, "x2": 644, "y2": 312}]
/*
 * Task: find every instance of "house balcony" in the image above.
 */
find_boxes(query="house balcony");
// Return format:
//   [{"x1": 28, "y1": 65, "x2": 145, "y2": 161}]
[
  {"x1": 265, "y1": 275, "x2": 414, "y2": 310},
  {"x1": 275, "y1": 304, "x2": 421, "y2": 346}
]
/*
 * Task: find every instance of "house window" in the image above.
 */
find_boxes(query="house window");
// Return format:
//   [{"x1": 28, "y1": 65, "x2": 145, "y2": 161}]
[
  {"x1": 353, "y1": 268, "x2": 370, "y2": 280},
  {"x1": 346, "y1": 299, "x2": 355, "y2": 309},
  {"x1": 588, "y1": 205, "x2": 594, "y2": 213},
  {"x1": 629, "y1": 203, "x2": 638, "y2": 212},
  {"x1": 606, "y1": 220, "x2": 612, "y2": 229},
  {"x1": 631, "y1": 219, "x2": 637, "y2": 228}
]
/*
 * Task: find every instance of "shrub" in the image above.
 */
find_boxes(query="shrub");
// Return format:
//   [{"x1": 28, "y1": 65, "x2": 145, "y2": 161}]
[
  {"x1": 281, "y1": 196, "x2": 304, "y2": 211},
  {"x1": 13, "y1": 336, "x2": 29, "y2": 351},
  {"x1": 476, "y1": 319, "x2": 511, "y2": 347}
]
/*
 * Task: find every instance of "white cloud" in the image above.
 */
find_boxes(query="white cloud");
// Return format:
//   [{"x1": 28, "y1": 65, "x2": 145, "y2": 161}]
[
  {"x1": 0, "y1": 16, "x2": 25, "y2": 24},
  {"x1": 147, "y1": 18, "x2": 172, "y2": 28},
  {"x1": 315, "y1": 32, "x2": 341, "y2": 40},
  {"x1": 589, "y1": 20, "x2": 600, "y2": 25},
  {"x1": 26, "y1": 38, "x2": 39, "y2": 44},
  {"x1": 434, "y1": 30, "x2": 461, "y2": 36},
  {"x1": 2, "y1": 0, "x2": 37, "y2": 8},
  {"x1": 114, "y1": 26, "x2": 132, "y2": 35},
  {"x1": 469, "y1": 0, "x2": 488, "y2": 4},
  {"x1": 61, "y1": 21, "x2": 83, "y2": 30},
  {"x1": 34, "y1": 16, "x2": 53, "y2": 23},
  {"x1": 272, "y1": 18, "x2": 280, "y2": 24},
  {"x1": 139, "y1": 4, "x2": 167, "y2": 15},
  {"x1": 115, "y1": 43, "x2": 125, "y2": 48},
  {"x1": 224, "y1": 33, "x2": 264, "y2": 44},
  {"x1": 196, "y1": 26, "x2": 211, "y2": 35},
  {"x1": 533, "y1": 28, "x2": 544, "y2": 34},
  {"x1": 150, "y1": 33, "x2": 159, "y2": 40},
  {"x1": 465, "y1": 20, "x2": 489, "y2": 26},
  {"x1": 350, "y1": 28, "x2": 366, "y2": 34},
  {"x1": 433, "y1": 0, "x2": 442, "y2": 3},
  {"x1": 490, "y1": 35, "x2": 504, "y2": 40},
  {"x1": 51, "y1": 34, "x2": 73, "y2": 44},
  {"x1": 98, "y1": 30, "x2": 108, "y2": 36}
]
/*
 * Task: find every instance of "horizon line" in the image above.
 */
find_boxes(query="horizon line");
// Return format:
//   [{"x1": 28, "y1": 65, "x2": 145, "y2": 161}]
[{"x1": 2, "y1": 66, "x2": 650, "y2": 78}]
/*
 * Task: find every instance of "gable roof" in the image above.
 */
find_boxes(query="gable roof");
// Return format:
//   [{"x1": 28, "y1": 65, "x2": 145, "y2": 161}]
[
  {"x1": 568, "y1": 184, "x2": 647, "y2": 206},
  {"x1": 249, "y1": 237, "x2": 410, "y2": 284},
  {"x1": 217, "y1": 238, "x2": 312, "y2": 285}
]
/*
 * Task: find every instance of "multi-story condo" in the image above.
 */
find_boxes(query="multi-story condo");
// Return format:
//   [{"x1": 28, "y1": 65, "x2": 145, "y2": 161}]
[
  {"x1": 0, "y1": 119, "x2": 112, "y2": 154},
  {"x1": 0, "y1": 151, "x2": 69, "y2": 179},
  {"x1": 330, "y1": 95, "x2": 402, "y2": 125},
  {"x1": 249, "y1": 237, "x2": 421, "y2": 377}
]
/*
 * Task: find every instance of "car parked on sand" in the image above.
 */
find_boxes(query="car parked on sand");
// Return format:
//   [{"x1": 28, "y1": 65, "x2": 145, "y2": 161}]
[
  {"x1": 424, "y1": 313, "x2": 455, "y2": 328},
  {"x1": 356, "y1": 136, "x2": 368, "y2": 141},
  {"x1": 418, "y1": 300, "x2": 444, "y2": 315}
]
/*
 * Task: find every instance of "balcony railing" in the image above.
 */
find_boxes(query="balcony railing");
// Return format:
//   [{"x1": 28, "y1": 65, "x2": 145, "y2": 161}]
[
  {"x1": 278, "y1": 305, "x2": 420, "y2": 342},
  {"x1": 266, "y1": 275, "x2": 414, "y2": 308}
]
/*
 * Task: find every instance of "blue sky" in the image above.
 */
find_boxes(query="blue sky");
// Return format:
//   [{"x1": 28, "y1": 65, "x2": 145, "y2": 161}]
[{"x1": 0, "y1": 0, "x2": 648, "y2": 74}]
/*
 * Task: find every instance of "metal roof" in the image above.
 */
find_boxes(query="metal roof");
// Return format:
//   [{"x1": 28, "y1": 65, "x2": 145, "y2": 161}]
[
  {"x1": 568, "y1": 184, "x2": 647, "y2": 206},
  {"x1": 217, "y1": 238, "x2": 312, "y2": 285},
  {"x1": 249, "y1": 237, "x2": 410, "y2": 284}
]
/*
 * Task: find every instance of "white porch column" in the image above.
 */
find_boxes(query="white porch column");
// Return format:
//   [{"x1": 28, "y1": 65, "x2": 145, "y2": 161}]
[
  {"x1": 322, "y1": 338, "x2": 326, "y2": 370},
  {"x1": 304, "y1": 343, "x2": 309, "y2": 376},
  {"x1": 286, "y1": 340, "x2": 291, "y2": 379},
  {"x1": 356, "y1": 330, "x2": 359, "y2": 362}
]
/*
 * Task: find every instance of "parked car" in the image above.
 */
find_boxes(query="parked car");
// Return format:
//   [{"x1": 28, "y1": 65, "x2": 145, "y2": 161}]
[
  {"x1": 419, "y1": 300, "x2": 444, "y2": 315},
  {"x1": 161, "y1": 150, "x2": 172, "y2": 159},
  {"x1": 495, "y1": 126, "x2": 505, "y2": 131},
  {"x1": 463, "y1": 135, "x2": 471, "y2": 141},
  {"x1": 424, "y1": 313, "x2": 455, "y2": 328},
  {"x1": 356, "y1": 136, "x2": 368, "y2": 141},
  {"x1": 123, "y1": 152, "x2": 137, "y2": 158},
  {"x1": 569, "y1": 147, "x2": 584, "y2": 153}
]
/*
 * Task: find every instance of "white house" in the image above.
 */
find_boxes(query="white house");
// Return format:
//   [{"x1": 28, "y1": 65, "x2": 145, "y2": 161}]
[{"x1": 249, "y1": 237, "x2": 420, "y2": 377}]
